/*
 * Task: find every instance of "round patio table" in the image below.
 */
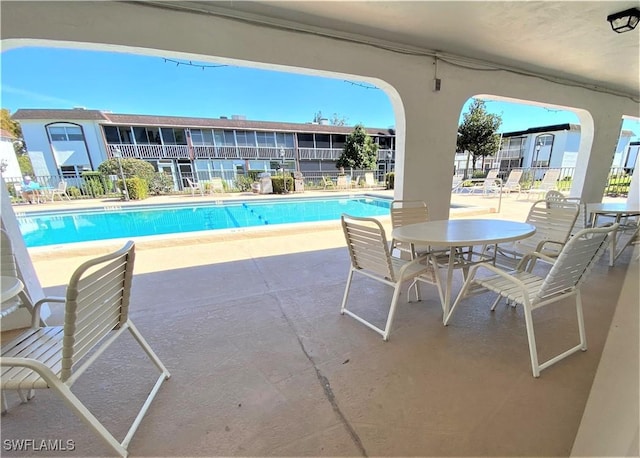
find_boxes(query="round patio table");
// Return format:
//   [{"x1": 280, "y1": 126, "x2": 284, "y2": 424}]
[{"x1": 392, "y1": 219, "x2": 536, "y2": 324}]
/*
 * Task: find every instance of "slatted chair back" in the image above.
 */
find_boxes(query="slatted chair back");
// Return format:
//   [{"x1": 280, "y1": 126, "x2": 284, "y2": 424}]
[
  {"x1": 61, "y1": 241, "x2": 135, "y2": 381},
  {"x1": 390, "y1": 200, "x2": 429, "y2": 258},
  {"x1": 390, "y1": 200, "x2": 428, "y2": 230},
  {"x1": 0, "y1": 229, "x2": 18, "y2": 277},
  {"x1": 535, "y1": 225, "x2": 613, "y2": 304},
  {"x1": 342, "y1": 214, "x2": 395, "y2": 281},
  {"x1": 514, "y1": 199, "x2": 579, "y2": 256},
  {"x1": 538, "y1": 168, "x2": 561, "y2": 191},
  {"x1": 502, "y1": 169, "x2": 523, "y2": 193}
]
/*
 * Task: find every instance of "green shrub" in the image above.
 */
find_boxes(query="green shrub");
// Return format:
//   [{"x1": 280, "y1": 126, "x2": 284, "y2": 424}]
[
  {"x1": 98, "y1": 158, "x2": 155, "y2": 191},
  {"x1": 386, "y1": 172, "x2": 395, "y2": 190},
  {"x1": 81, "y1": 171, "x2": 107, "y2": 197},
  {"x1": 149, "y1": 172, "x2": 174, "y2": 195},
  {"x1": 247, "y1": 170, "x2": 262, "y2": 182},
  {"x1": 271, "y1": 176, "x2": 293, "y2": 194},
  {"x1": 235, "y1": 175, "x2": 254, "y2": 192},
  {"x1": 118, "y1": 177, "x2": 148, "y2": 200},
  {"x1": 68, "y1": 186, "x2": 82, "y2": 198}
]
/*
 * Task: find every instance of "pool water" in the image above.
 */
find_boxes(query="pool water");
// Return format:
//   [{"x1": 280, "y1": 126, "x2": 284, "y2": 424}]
[{"x1": 19, "y1": 196, "x2": 392, "y2": 247}]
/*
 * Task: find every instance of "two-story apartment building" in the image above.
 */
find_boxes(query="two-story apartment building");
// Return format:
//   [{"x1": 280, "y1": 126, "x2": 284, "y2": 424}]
[
  {"x1": 454, "y1": 123, "x2": 636, "y2": 178},
  {"x1": 12, "y1": 108, "x2": 396, "y2": 189}
]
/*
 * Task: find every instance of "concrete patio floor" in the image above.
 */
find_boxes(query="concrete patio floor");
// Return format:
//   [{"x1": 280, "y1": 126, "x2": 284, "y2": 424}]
[{"x1": 1, "y1": 191, "x2": 638, "y2": 456}]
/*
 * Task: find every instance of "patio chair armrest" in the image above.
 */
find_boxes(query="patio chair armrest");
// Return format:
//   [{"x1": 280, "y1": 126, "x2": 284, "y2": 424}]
[
  {"x1": 31, "y1": 296, "x2": 65, "y2": 327},
  {"x1": 516, "y1": 251, "x2": 556, "y2": 272}
]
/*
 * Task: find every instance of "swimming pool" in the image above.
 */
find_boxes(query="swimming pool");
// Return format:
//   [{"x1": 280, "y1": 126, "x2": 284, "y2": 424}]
[{"x1": 18, "y1": 196, "x2": 392, "y2": 247}]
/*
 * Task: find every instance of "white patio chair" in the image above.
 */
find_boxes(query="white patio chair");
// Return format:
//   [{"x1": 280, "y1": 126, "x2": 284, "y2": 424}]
[
  {"x1": 521, "y1": 169, "x2": 561, "y2": 200},
  {"x1": 340, "y1": 214, "x2": 436, "y2": 340},
  {"x1": 186, "y1": 177, "x2": 204, "y2": 196},
  {"x1": 389, "y1": 200, "x2": 430, "y2": 258},
  {"x1": 49, "y1": 180, "x2": 71, "y2": 201},
  {"x1": 0, "y1": 241, "x2": 170, "y2": 457},
  {"x1": 209, "y1": 177, "x2": 225, "y2": 195},
  {"x1": 502, "y1": 169, "x2": 524, "y2": 196},
  {"x1": 364, "y1": 172, "x2": 376, "y2": 189},
  {"x1": 322, "y1": 176, "x2": 336, "y2": 190},
  {"x1": 445, "y1": 224, "x2": 617, "y2": 377},
  {"x1": 482, "y1": 169, "x2": 502, "y2": 195},
  {"x1": 491, "y1": 199, "x2": 579, "y2": 269},
  {"x1": 389, "y1": 201, "x2": 443, "y2": 298}
]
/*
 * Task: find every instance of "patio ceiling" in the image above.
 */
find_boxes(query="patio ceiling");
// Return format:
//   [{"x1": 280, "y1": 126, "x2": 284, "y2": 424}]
[{"x1": 149, "y1": 1, "x2": 640, "y2": 99}]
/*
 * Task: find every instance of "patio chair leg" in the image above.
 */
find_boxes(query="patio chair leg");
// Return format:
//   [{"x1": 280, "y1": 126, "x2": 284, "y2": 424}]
[
  {"x1": 523, "y1": 303, "x2": 541, "y2": 378},
  {"x1": 382, "y1": 285, "x2": 403, "y2": 341},
  {"x1": 340, "y1": 269, "x2": 355, "y2": 315}
]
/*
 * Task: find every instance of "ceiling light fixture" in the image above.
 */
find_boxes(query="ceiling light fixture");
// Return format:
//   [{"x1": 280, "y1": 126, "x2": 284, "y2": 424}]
[{"x1": 607, "y1": 7, "x2": 640, "y2": 33}]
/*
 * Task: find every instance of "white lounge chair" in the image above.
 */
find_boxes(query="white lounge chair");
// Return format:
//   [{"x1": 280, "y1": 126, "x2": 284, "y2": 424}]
[
  {"x1": 209, "y1": 177, "x2": 225, "y2": 195},
  {"x1": 364, "y1": 172, "x2": 376, "y2": 189},
  {"x1": 521, "y1": 169, "x2": 561, "y2": 200},
  {"x1": 502, "y1": 169, "x2": 524, "y2": 196},
  {"x1": 340, "y1": 214, "x2": 435, "y2": 340},
  {"x1": 49, "y1": 181, "x2": 71, "y2": 201},
  {"x1": 186, "y1": 177, "x2": 204, "y2": 196},
  {"x1": 0, "y1": 241, "x2": 170, "y2": 456},
  {"x1": 322, "y1": 176, "x2": 336, "y2": 190},
  {"x1": 446, "y1": 224, "x2": 617, "y2": 377},
  {"x1": 481, "y1": 169, "x2": 502, "y2": 195}
]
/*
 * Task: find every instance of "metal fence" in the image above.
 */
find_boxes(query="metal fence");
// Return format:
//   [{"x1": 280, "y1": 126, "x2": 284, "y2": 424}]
[{"x1": 2, "y1": 165, "x2": 634, "y2": 202}]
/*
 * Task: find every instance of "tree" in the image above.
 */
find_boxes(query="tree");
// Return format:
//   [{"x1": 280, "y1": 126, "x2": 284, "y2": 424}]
[
  {"x1": 313, "y1": 110, "x2": 348, "y2": 126},
  {"x1": 336, "y1": 124, "x2": 378, "y2": 170},
  {"x1": 1, "y1": 108, "x2": 27, "y2": 155},
  {"x1": 457, "y1": 99, "x2": 502, "y2": 177},
  {"x1": 97, "y1": 157, "x2": 155, "y2": 186},
  {"x1": 330, "y1": 113, "x2": 348, "y2": 126}
]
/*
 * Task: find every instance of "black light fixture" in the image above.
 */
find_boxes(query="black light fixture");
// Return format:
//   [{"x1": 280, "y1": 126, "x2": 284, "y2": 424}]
[{"x1": 607, "y1": 7, "x2": 640, "y2": 33}]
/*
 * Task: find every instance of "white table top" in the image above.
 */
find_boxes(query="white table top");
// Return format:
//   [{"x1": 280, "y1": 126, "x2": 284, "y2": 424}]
[
  {"x1": 1, "y1": 276, "x2": 25, "y2": 316},
  {"x1": 1, "y1": 276, "x2": 24, "y2": 303},
  {"x1": 588, "y1": 202, "x2": 640, "y2": 214},
  {"x1": 391, "y1": 219, "x2": 536, "y2": 247}
]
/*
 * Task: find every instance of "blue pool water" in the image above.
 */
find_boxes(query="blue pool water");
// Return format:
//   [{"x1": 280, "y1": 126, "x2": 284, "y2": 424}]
[{"x1": 18, "y1": 196, "x2": 392, "y2": 247}]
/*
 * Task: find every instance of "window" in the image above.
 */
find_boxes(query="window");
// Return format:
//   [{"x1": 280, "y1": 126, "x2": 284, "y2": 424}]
[
  {"x1": 173, "y1": 129, "x2": 187, "y2": 145},
  {"x1": 47, "y1": 125, "x2": 85, "y2": 142},
  {"x1": 103, "y1": 126, "x2": 120, "y2": 143},
  {"x1": 118, "y1": 127, "x2": 134, "y2": 144},
  {"x1": 235, "y1": 131, "x2": 256, "y2": 147},
  {"x1": 315, "y1": 134, "x2": 330, "y2": 148},
  {"x1": 191, "y1": 129, "x2": 203, "y2": 145},
  {"x1": 256, "y1": 131, "x2": 276, "y2": 147},
  {"x1": 214, "y1": 130, "x2": 236, "y2": 146},
  {"x1": 276, "y1": 133, "x2": 294, "y2": 148},
  {"x1": 331, "y1": 134, "x2": 346, "y2": 149},
  {"x1": 160, "y1": 128, "x2": 176, "y2": 144},
  {"x1": 133, "y1": 127, "x2": 148, "y2": 144},
  {"x1": 297, "y1": 133, "x2": 314, "y2": 148}
]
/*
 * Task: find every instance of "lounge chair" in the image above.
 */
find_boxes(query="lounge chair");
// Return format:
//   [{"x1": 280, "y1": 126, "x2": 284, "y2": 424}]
[
  {"x1": 520, "y1": 169, "x2": 561, "y2": 200},
  {"x1": 186, "y1": 177, "x2": 204, "y2": 196},
  {"x1": 209, "y1": 177, "x2": 225, "y2": 195},
  {"x1": 363, "y1": 172, "x2": 376, "y2": 189},
  {"x1": 482, "y1": 169, "x2": 502, "y2": 195},
  {"x1": 322, "y1": 176, "x2": 336, "y2": 190},
  {"x1": 502, "y1": 169, "x2": 523, "y2": 196}
]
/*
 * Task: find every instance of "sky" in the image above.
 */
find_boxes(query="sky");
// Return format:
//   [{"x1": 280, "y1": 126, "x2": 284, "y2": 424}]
[{"x1": 1, "y1": 47, "x2": 638, "y2": 139}]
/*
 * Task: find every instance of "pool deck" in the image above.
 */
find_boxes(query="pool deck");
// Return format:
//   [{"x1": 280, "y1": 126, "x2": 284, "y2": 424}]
[{"x1": 3, "y1": 189, "x2": 637, "y2": 457}]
